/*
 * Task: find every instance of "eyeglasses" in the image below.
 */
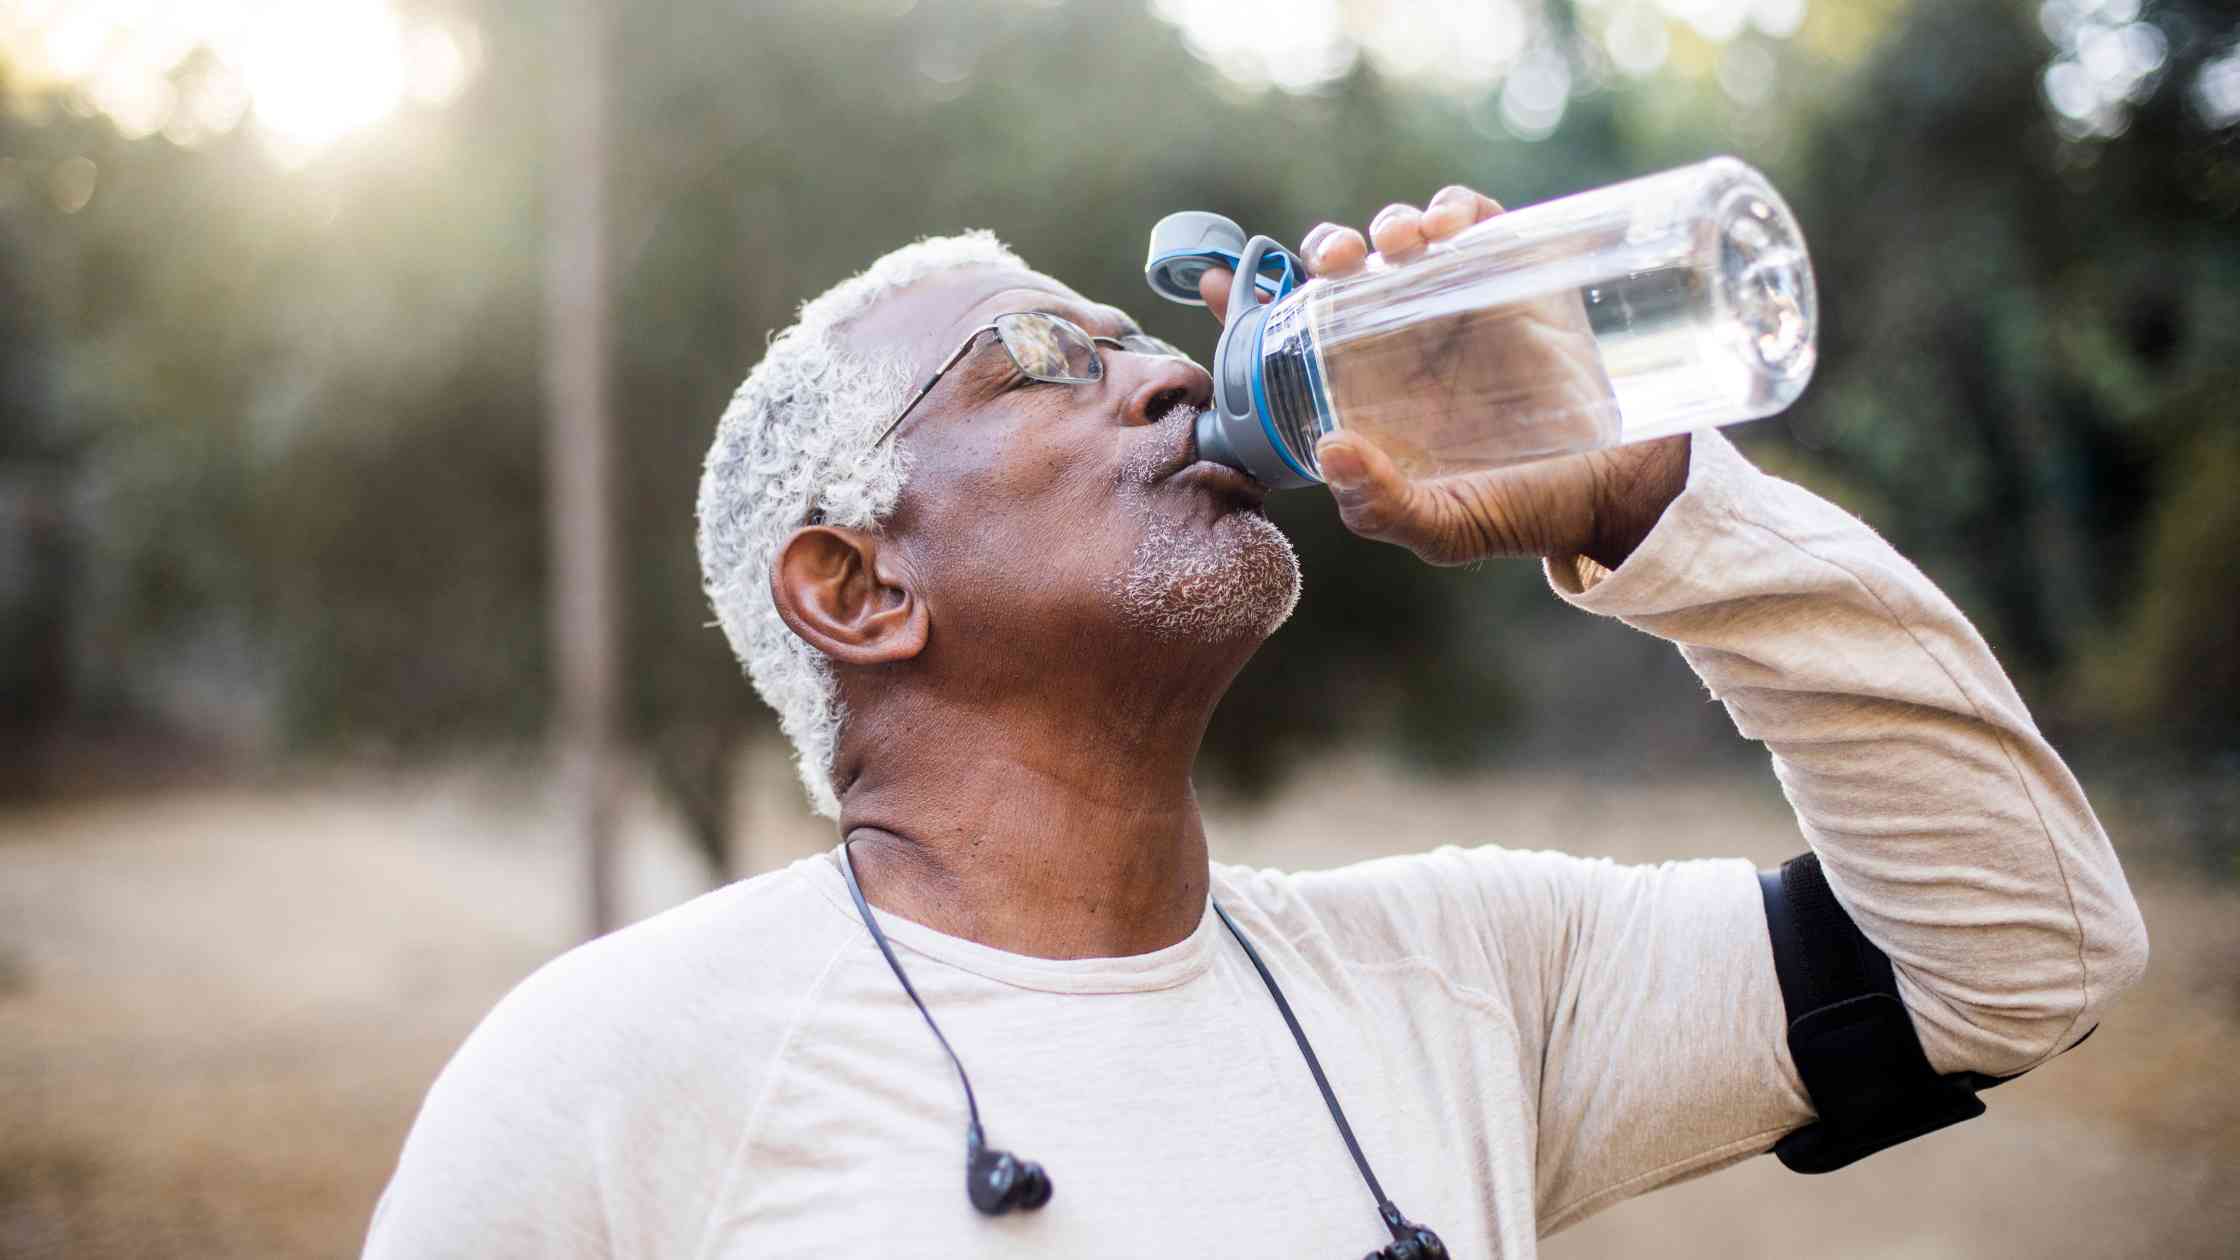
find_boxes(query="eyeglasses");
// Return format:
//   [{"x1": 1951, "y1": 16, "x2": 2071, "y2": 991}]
[{"x1": 873, "y1": 311, "x2": 1187, "y2": 448}]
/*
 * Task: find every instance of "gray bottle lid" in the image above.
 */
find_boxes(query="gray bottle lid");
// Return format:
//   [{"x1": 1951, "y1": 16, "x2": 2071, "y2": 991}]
[{"x1": 1144, "y1": 210, "x2": 1252, "y2": 306}]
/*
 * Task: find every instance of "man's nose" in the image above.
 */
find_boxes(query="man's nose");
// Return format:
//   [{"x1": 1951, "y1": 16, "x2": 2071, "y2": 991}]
[{"x1": 1120, "y1": 353, "x2": 1214, "y2": 427}]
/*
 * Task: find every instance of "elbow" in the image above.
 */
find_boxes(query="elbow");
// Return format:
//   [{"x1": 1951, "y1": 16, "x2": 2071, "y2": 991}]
[
  {"x1": 2043, "y1": 870, "x2": 2150, "y2": 1061},
  {"x1": 1923, "y1": 878, "x2": 2150, "y2": 1074},
  {"x1": 2027, "y1": 801, "x2": 2152, "y2": 1058},
  {"x1": 2087, "y1": 835, "x2": 2150, "y2": 1000},
  {"x1": 2093, "y1": 884, "x2": 2150, "y2": 1010}
]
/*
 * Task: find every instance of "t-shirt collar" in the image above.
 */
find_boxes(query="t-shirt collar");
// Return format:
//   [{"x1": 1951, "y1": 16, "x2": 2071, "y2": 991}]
[{"x1": 798, "y1": 846, "x2": 1220, "y2": 995}]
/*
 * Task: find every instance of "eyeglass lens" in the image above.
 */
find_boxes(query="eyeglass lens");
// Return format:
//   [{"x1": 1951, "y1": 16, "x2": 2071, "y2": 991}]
[{"x1": 992, "y1": 312, "x2": 1102, "y2": 385}]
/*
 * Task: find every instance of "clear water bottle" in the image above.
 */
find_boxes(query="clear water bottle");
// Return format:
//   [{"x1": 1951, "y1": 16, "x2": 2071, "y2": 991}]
[{"x1": 1144, "y1": 157, "x2": 1816, "y2": 488}]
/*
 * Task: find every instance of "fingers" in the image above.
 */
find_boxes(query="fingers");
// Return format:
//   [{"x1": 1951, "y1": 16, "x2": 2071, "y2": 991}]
[
  {"x1": 1298, "y1": 222, "x2": 1341, "y2": 267},
  {"x1": 1420, "y1": 184, "x2": 1503, "y2": 241},
  {"x1": 1367, "y1": 186, "x2": 1506, "y2": 267},
  {"x1": 1204, "y1": 183, "x2": 1504, "y2": 323},
  {"x1": 1197, "y1": 219, "x2": 1367, "y2": 323},
  {"x1": 1368, "y1": 202, "x2": 1429, "y2": 262},
  {"x1": 1299, "y1": 221, "x2": 1367, "y2": 279}
]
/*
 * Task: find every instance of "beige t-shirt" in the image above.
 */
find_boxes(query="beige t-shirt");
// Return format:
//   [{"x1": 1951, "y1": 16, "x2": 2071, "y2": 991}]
[{"x1": 364, "y1": 431, "x2": 2146, "y2": 1258}]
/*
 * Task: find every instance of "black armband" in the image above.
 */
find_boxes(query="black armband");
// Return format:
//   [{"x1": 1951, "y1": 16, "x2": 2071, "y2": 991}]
[{"x1": 1758, "y1": 852, "x2": 1991, "y2": 1173}]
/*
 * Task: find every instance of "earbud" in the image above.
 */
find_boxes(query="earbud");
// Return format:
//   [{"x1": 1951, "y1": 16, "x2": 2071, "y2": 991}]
[
  {"x1": 967, "y1": 1136, "x2": 1053, "y2": 1215},
  {"x1": 846, "y1": 838, "x2": 1434, "y2": 1244},
  {"x1": 1363, "y1": 1223, "x2": 1446, "y2": 1260}
]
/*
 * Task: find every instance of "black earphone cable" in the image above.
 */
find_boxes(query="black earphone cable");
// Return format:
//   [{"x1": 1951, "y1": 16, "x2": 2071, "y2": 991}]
[
  {"x1": 1211, "y1": 899, "x2": 1408, "y2": 1241},
  {"x1": 840, "y1": 840, "x2": 984, "y2": 1136},
  {"x1": 838, "y1": 841, "x2": 1439, "y2": 1253}
]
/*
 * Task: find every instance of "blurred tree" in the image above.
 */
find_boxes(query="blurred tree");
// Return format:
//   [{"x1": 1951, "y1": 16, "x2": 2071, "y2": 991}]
[
  {"x1": 1774, "y1": 0, "x2": 2240, "y2": 744},
  {"x1": 0, "y1": 110, "x2": 71, "y2": 779},
  {"x1": 545, "y1": 0, "x2": 624, "y2": 932},
  {"x1": 2, "y1": 0, "x2": 2232, "y2": 843}
]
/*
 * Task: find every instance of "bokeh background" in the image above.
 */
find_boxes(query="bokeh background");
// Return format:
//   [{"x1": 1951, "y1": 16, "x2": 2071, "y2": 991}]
[{"x1": 3, "y1": 0, "x2": 2236, "y2": 1255}]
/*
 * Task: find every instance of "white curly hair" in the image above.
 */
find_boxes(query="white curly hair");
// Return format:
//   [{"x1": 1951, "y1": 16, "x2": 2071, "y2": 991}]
[{"x1": 697, "y1": 231, "x2": 1027, "y2": 818}]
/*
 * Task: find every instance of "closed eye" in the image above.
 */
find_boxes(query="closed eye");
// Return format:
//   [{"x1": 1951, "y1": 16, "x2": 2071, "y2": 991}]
[{"x1": 1118, "y1": 333, "x2": 1189, "y2": 361}]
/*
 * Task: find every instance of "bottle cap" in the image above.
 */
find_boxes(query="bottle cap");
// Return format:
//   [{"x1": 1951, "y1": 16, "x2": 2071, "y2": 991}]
[{"x1": 1144, "y1": 211, "x2": 1264, "y2": 306}]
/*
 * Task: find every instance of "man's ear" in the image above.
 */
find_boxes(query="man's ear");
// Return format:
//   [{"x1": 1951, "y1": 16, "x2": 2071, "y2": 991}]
[{"x1": 769, "y1": 525, "x2": 930, "y2": 666}]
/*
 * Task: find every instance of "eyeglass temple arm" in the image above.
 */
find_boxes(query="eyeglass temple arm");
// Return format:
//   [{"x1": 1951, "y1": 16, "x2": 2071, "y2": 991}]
[{"x1": 873, "y1": 327, "x2": 994, "y2": 447}]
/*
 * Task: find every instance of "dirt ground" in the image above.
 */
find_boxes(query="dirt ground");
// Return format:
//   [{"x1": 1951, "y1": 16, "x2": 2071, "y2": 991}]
[{"x1": 1, "y1": 752, "x2": 2234, "y2": 1258}]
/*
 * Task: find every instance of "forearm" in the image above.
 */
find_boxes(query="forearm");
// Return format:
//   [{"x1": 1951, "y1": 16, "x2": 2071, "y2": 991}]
[{"x1": 1547, "y1": 430, "x2": 2148, "y2": 1077}]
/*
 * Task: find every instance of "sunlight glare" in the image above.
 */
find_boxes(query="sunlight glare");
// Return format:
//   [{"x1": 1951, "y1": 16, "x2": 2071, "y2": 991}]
[
  {"x1": 1149, "y1": 0, "x2": 1813, "y2": 133},
  {"x1": 0, "y1": 0, "x2": 481, "y2": 163},
  {"x1": 239, "y1": 3, "x2": 405, "y2": 153},
  {"x1": 2035, "y1": 0, "x2": 2174, "y2": 140}
]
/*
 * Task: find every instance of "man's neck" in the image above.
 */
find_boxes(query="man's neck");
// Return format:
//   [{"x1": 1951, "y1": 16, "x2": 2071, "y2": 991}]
[{"x1": 832, "y1": 677, "x2": 1224, "y2": 960}]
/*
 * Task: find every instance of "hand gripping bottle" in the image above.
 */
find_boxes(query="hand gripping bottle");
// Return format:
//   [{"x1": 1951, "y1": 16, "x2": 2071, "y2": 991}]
[{"x1": 1144, "y1": 157, "x2": 1817, "y2": 488}]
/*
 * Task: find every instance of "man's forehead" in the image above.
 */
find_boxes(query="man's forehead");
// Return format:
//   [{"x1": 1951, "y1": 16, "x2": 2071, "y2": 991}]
[{"x1": 842, "y1": 264, "x2": 1140, "y2": 366}]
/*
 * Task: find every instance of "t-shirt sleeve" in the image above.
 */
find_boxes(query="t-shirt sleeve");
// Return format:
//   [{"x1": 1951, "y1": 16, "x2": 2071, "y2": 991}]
[
  {"x1": 363, "y1": 952, "x2": 618, "y2": 1258},
  {"x1": 1476, "y1": 847, "x2": 1805, "y2": 1229},
  {"x1": 363, "y1": 878, "x2": 833, "y2": 1259}
]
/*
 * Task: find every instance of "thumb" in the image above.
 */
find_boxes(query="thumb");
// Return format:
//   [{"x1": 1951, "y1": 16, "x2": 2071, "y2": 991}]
[
  {"x1": 1316, "y1": 431, "x2": 1443, "y2": 552},
  {"x1": 1195, "y1": 266, "x2": 1236, "y2": 326}
]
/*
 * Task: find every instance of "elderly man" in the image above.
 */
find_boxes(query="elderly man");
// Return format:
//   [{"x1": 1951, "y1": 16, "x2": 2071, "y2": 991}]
[{"x1": 366, "y1": 187, "x2": 2146, "y2": 1258}]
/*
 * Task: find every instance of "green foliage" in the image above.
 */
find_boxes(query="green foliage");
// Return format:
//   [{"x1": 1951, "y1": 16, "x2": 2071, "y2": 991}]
[
  {"x1": 3, "y1": 0, "x2": 2233, "y2": 818},
  {"x1": 1769, "y1": 0, "x2": 2240, "y2": 747},
  {"x1": 2084, "y1": 417, "x2": 2240, "y2": 737}
]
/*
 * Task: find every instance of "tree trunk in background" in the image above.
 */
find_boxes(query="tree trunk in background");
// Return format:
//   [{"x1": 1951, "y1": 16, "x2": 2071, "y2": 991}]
[{"x1": 545, "y1": 0, "x2": 620, "y2": 938}]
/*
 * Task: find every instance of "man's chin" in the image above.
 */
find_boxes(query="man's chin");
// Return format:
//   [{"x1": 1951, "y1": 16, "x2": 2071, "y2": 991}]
[{"x1": 1109, "y1": 506, "x2": 1301, "y2": 645}]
